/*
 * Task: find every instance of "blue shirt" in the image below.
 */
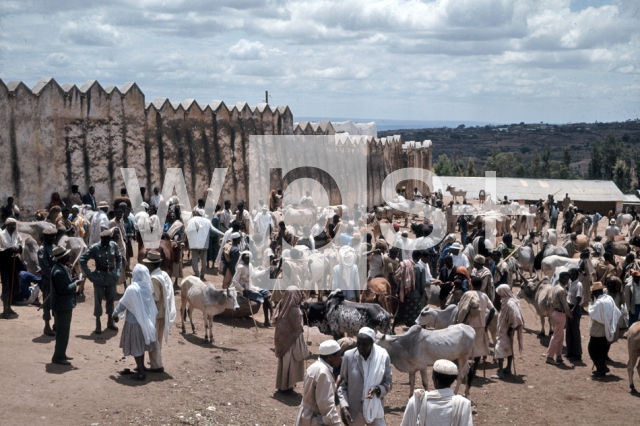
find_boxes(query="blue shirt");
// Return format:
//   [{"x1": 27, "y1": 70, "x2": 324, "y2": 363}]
[{"x1": 340, "y1": 233, "x2": 353, "y2": 247}]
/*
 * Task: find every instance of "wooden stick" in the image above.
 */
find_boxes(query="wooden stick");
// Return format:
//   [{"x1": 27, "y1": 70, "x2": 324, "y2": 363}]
[
  {"x1": 248, "y1": 299, "x2": 259, "y2": 333},
  {"x1": 497, "y1": 244, "x2": 522, "y2": 267}
]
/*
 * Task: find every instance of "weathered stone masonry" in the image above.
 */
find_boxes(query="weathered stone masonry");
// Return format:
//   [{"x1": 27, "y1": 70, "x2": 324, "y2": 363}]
[{"x1": 0, "y1": 77, "x2": 432, "y2": 217}]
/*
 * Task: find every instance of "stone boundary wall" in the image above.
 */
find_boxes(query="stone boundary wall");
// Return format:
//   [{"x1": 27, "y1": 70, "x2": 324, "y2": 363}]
[{"x1": 0, "y1": 77, "x2": 432, "y2": 217}]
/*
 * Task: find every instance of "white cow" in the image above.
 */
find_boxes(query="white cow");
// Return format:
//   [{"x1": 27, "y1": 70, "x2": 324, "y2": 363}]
[
  {"x1": 180, "y1": 277, "x2": 240, "y2": 342},
  {"x1": 542, "y1": 229, "x2": 558, "y2": 246},
  {"x1": 617, "y1": 213, "x2": 634, "y2": 232},
  {"x1": 283, "y1": 205, "x2": 315, "y2": 229},
  {"x1": 541, "y1": 255, "x2": 580, "y2": 278},
  {"x1": 446, "y1": 185, "x2": 467, "y2": 203},
  {"x1": 377, "y1": 324, "x2": 475, "y2": 397}
]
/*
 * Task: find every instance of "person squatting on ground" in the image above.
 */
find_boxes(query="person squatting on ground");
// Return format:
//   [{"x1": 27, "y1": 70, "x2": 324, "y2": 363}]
[
  {"x1": 338, "y1": 327, "x2": 392, "y2": 426},
  {"x1": 80, "y1": 229, "x2": 122, "y2": 335},
  {"x1": 400, "y1": 359, "x2": 473, "y2": 426},
  {"x1": 112, "y1": 264, "x2": 158, "y2": 381},
  {"x1": 231, "y1": 250, "x2": 273, "y2": 327}
]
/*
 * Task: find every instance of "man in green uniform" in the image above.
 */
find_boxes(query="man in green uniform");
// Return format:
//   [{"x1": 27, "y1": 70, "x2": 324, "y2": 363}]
[
  {"x1": 50, "y1": 246, "x2": 77, "y2": 365},
  {"x1": 80, "y1": 229, "x2": 122, "y2": 334},
  {"x1": 38, "y1": 228, "x2": 57, "y2": 336}
]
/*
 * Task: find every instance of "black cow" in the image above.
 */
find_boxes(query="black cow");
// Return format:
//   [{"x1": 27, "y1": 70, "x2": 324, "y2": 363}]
[{"x1": 303, "y1": 290, "x2": 391, "y2": 339}]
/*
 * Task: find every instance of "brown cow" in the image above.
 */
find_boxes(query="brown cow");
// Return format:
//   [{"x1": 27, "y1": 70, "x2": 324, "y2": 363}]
[
  {"x1": 361, "y1": 277, "x2": 396, "y2": 315},
  {"x1": 136, "y1": 231, "x2": 175, "y2": 275}
]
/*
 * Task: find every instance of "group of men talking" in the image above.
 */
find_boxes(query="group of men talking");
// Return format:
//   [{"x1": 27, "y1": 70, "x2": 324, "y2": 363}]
[{"x1": 295, "y1": 327, "x2": 472, "y2": 426}]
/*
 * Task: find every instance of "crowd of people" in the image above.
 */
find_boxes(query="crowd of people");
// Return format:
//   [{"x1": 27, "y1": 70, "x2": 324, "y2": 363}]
[{"x1": 1, "y1": 184, "x2": 639, "y2": 425}]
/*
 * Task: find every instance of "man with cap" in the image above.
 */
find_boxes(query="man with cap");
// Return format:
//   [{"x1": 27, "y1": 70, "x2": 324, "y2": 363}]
[
  {"x1": 82, "y1": 186, "x2": 97, "y2": 211},
  {"x1": 185, "y1": 209, "x2": 226, "y2": 280},
  {"x1": 564, "y1": 268, "x2": 583, "y2": 361},
  {"x1": 338, "y1": 327, "x2": 392, "y2": 426},
  {"x1": 470, "y1": 254, "x2": 493, "y2": 301},
  {"x1": 38, "y1": 227, "x2": 58, "y2": 335},
  {"x1": 80, "y1": 229, "x2": 122, "y2": 334},
  {"x1": 295, "y1": 340, "x2": 343, "y2": 426},
  {"x1": 449, "y1": 242, "x2": 469, "y2": 269},
  {"x1": 400, "y1": 359, "x2": 472, "y2": 426},
  {"x1": 624, "y1": 270, "x2": 640, "y2": 327},
  {"x1": 605, "y1": 219, "x2": 620, "y2": 242},
  {"x1": 588, "y1": 281, "x2": 621, "y2": 377},
  {"x1": 0, "y1": 218, "x2": 24, "y2": 318},
  {"x1": 144, "y1": 251, "x2": 177, "y2": 373},
  {"x1": 50, "y1": 246, "x2": 78, "y2": 365},
  {"x1": 88, "y1": 201, "x2": 110, "y2": 245}
]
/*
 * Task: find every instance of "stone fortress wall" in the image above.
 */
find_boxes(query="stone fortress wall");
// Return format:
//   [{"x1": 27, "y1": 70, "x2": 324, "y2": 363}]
[{"x1": 0, "y1": 77, "x2": 432, "y2": 216}]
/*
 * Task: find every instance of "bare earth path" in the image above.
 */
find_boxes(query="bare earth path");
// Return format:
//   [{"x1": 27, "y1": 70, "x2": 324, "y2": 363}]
[{"x1": 1, "y1": 223, "x2": 639, "y2": 425}]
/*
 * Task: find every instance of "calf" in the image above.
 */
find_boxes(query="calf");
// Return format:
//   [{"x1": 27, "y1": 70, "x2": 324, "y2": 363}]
[
  {"x1": 179, "y1": 276, "x2": 240, "y2": 342},
  {"x1": 303, "y1": 290, "x2": 391, "y2": 339},
  {"x1": 376, "y1": 324, "x2": 475, "y2": 397}
]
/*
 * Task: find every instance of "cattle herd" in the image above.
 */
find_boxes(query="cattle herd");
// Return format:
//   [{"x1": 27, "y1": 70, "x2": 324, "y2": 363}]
[{"x1": 7, "y1": 191, "x2": 640, "y2": 399}]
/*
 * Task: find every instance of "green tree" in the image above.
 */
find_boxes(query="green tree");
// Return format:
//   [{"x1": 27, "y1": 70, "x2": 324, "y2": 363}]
[
  {"x1": 434, "y1": 154, "x2": 453, "y2": 176},
  {"x1": 467, "y1": 159, "x2": 476, "y2": 177},
  {"x1": 529, "y1": 152, "x2": 541, "y2": 178},
  {"x1": 483, "y1": 149, "x2": 525, "y2": 177},
  {"x1": 541, "y1": 145, "x2": 551, "y2": 178},
  {"x1": 613, "y1": 158, "x2": 632, "y2": 193},
  {"x1": 633, "y1": 148, "x2": 640, "y2": 189},
  {"x1": 601, "y1": 134, "x2": 625, "y2": 180},
  {"x1": 563, "y1": 146, "x2": 571, "y2": 168},
  {"x1": 454, "y1": 160, "x2": 466, "y2": 177},
  {"x1": 588, "y1": 141, "x2": 603, "y2": 179}
]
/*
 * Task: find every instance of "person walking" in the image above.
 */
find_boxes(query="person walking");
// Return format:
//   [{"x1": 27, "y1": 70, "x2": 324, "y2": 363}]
[
  {"x1": 272, "y1": 286, "x2": 307, "y2": 393},
  {"x1": 50, "y1": 246, "x2": 78, "y2": 365},
  {"x1": 112, "y1": 264, "x2": 158, "y2": 381},
  {"x1": 588, "y1": 281, "x2": 621, "y2": 377}
]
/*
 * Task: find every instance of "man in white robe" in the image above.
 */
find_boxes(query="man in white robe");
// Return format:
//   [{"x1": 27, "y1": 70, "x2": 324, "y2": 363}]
[
  {"x1": 144, "y1": 251, "x2": 177, "y2": 373},
  {"x1": 253, "y1": 205, "x2": 274, "y2": 244},
  {"x1": 88, "y1": 201, "x2": 110, "y2": 245},
  {"x1": 400, "y1": 359, "x2": 472, "y2": 426}
]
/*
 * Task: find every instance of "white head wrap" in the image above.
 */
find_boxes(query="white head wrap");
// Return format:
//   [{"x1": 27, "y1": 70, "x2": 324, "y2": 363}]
[
  {"x1": 141, "y1": 202, "x2": 149, "y2": 210},
  {"x1": 338, "y1": 245, "x2": 357, "y2": 290},
  {"x1": 117, "y1": 264, "x2": 158, "y2": 345},
  {"x1": 433, "y1": 359, "x2": 458, "y2": 375}
]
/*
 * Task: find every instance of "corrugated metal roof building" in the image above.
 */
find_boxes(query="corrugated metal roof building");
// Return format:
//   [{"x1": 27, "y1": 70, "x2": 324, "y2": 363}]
[{"x1": 436, "y1": 177, "x2": 625, "y2": 213}]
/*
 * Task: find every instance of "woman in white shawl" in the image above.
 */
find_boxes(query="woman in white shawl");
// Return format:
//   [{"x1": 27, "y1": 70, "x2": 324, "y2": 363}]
[
  {"x1": 495, "y1": 284, "x2": 525, "y2": 379},
  {"x1": 588, "y1": 281, "x2": 621, "y2": 377},
  {"x1": 112, "y1": 264, "x2": 158, "y2": 381}
]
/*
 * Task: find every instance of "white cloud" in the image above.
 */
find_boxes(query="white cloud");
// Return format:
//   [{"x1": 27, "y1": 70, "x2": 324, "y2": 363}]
[
  {"x1": 45, "y1": 53, "x2": 71, "y2": 67},
  {"x1": 60, "y1": 19, "x2": 124, "y2": 46},
  {"x1": 0, "y1": 0, "x2": 637, "y2": 123},
  {"x1": 228, "y1": 39, "x2": 269, "y2": 60}
]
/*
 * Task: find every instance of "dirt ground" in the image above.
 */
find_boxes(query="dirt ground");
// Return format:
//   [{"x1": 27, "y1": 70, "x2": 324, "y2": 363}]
[{"x1": 2, "y1": 218, "x2": 639, "y2": 426}]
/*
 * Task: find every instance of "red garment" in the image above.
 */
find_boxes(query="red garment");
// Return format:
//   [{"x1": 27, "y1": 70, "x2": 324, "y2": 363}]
[{"x1": 394, "y1": 259, "x2": 416, "y2": 303}]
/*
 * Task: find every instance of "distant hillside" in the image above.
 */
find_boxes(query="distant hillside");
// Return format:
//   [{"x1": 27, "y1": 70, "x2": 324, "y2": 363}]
[{"x1": 379, "y1": 120, "x2": 640, "y2": 176}]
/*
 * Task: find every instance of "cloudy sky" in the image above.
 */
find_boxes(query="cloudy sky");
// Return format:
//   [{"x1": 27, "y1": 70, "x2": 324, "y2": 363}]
[{"x1": 0, "y1": 0, "x2": 638, "y2": 124}]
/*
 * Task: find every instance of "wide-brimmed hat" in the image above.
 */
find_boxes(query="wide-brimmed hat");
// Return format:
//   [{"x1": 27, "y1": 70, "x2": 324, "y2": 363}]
[
  {"x1": 142, "y1": 251, "x2": 162, "y2": 264},
  {"x1": 591, "y1": 281, "x2": 604, "y2": 292},
  {"x1": 609, "y1": 219, "x2": 616, "y2": 225},
  {"x1": 450, "y1": 242, "x2": 462, "y2": 250},
  {"x1": 98, "y1": 201, "x2": 109, "y2": 209},
  {"x1": 43, "y1": 228, "x2": 57, "y2": 236},
  {"x1": 474, "y1": 254, "x2": 485, "y2": 264},
  {"x1": 52, "y1": 246, "x2": 71, "y2": 261}
]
